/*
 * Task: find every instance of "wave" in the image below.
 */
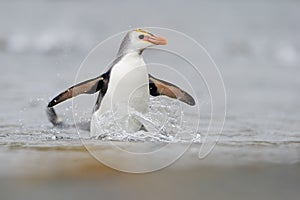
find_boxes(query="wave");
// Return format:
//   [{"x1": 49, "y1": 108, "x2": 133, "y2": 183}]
[
  {"x1": 0, "y1": 30, "x2": 96, "y2": 54},
  {"x1": 0, "y1": 30, "x2": 298, "y2": 67}
]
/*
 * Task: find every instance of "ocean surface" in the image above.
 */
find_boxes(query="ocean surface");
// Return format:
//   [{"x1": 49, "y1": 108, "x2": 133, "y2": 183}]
[{"x1": 0, "y1": 0, "x2": 300, "y2": 200}]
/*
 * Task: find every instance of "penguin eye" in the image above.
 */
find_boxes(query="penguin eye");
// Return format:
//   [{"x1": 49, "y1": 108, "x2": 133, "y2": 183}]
[{"x1": 138, "y1": 35, "x2": 144, "y2": 39}]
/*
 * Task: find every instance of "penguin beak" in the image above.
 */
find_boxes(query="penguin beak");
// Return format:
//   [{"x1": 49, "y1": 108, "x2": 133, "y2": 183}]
[{"x1": 144, "y1": 35, "x2": 167, "y2": 45}]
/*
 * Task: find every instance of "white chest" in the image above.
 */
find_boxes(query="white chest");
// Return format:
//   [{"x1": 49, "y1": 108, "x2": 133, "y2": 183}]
[
  {"x1": 91, "y1": 53, "x2": 150, "y2": 135},
  {"x1": 108, "y1": 53, "x2": 148, "y2": 97},
  {"x1": 106, "y1": 52, "x2": 149, "y2": 104}
]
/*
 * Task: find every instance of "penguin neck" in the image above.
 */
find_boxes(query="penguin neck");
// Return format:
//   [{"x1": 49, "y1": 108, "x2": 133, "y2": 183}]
[
  {"x1": 115, "y1": 51, "x2": 144, "y2": 68},
  {"x1": 117, "y1": 48, "x2": 144, "y2": 59},
  {"x1": 120, "y1": 51, "x2": 144, "y2": 65}
]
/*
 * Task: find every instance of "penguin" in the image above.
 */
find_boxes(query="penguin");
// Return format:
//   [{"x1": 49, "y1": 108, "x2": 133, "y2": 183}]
[{"x1": 46, "y1": 29, "x2": 195, "y2": 135}]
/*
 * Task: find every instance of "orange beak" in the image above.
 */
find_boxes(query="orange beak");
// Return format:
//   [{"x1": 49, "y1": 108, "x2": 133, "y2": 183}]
[{"x1": 144, "y1": 35, "x2": 167, "y2": 45}]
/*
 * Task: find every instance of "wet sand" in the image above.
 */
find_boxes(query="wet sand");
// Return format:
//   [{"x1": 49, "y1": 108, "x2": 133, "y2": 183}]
[{"x1": 0, "y1": 142, "x2": 299, "y2": 200}]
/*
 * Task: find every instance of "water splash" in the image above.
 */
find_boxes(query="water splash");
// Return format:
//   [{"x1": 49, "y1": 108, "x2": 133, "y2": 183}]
[{"x1": 90, "y1": 97, "x2": 200, "y2": 143}]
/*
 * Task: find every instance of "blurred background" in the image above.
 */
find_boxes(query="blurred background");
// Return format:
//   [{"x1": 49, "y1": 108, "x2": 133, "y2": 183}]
[{"x1": 0, "y1": 0, "x2": 299, "y2": 200}]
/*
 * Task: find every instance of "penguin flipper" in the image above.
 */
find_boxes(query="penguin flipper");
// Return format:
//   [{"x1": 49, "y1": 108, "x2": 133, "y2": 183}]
[
  {"x1": 149, "y1": 75, "x2": 195, "y2": 106},
  {"x1": 46, "y1": 107, "x2": 64, "y2": 127},
  {"x1": 47, "y1": 75, "x2": 104, "y2": 127},
  {"x1": 48, "y1": 76, "x2": 104, "y2": 108}
]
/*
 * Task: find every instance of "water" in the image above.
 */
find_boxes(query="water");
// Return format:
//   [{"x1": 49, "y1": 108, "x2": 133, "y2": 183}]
[{"x1": 1, "y1": 0, "x2": 300, "y2": 199}]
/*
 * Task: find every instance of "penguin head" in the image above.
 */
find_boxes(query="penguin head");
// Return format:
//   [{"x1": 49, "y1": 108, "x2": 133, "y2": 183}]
[{"x1": 117, "y1": 29, "x2": 167, "y2": 56}]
